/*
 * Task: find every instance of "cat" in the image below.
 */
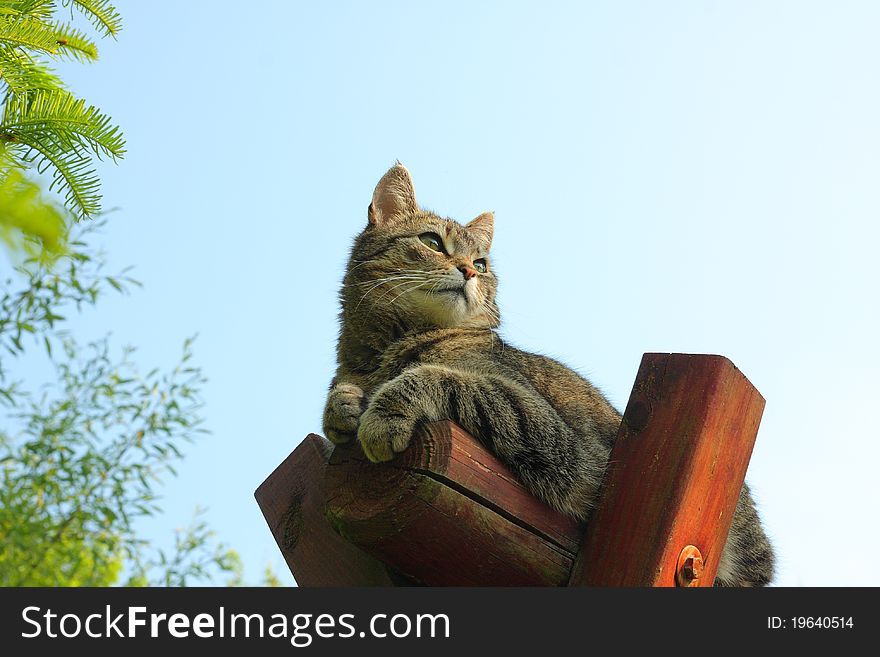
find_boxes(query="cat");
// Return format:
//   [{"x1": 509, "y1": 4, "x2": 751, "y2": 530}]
[{"x1": 323, "y1": 163, "x2": 775, "y2": 586}]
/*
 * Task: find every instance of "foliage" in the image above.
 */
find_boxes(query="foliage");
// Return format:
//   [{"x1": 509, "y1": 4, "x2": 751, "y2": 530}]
[
  {"x1": 0, "y1": 219, "x2": 125, "y2": 373},
  {"x1": 0, "y1": 3, "x2": 280, "y2": 588},
  {"x1": 0, "y1": 226, "x2": 241, "y2": 587},
  {"x1": 126, "y1": 510, "x2": 244, "y2": 588},
  {"x1": 0, "y1": 160, "x2": 66, "y2": 260},
  {"x1": 0, "y1": 0, "x2": 124, "y2": 257}
]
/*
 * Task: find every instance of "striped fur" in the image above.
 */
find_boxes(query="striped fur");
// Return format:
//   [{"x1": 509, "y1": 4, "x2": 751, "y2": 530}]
[{"x1": 323, "y1": 164, "x2": 774, "y2": 586}]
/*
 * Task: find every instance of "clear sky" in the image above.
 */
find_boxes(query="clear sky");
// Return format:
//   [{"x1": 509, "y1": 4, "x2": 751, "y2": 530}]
[{"x1": 38, "y1": 0, "x2": 880, "y2": 586}]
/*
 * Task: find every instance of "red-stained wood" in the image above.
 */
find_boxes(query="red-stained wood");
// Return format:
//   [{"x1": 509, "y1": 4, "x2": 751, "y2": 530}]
[
  {"x1": 322, "y1": 421, "x2": 583, "y2": 586},
  {"x1": 257, "y1": 353, "x2": 765, "y2": 587},
  {"x1": 254, "y1": 434, "x2": 397, "y2": 586},
  {"x1": 568, "y1": 353, "x2": 765, "y2": 587}
]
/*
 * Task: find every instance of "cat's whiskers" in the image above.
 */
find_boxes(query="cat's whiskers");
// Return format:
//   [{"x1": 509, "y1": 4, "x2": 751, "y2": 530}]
[
  {"x1": 378, "y1": 270, "x2": 455, "y2": 311},
  {"x1": 346, "y1": 260, "x2": 375, "y2": 274},
  {"x1": 362, "y1": 266, "x2": 430, "y2": 278},
  {"x1": 387, "y1": 278, "x2": 437, "y2": 309},
  {"x1": 355, "y1": 270, "x2": 425, "y2": 283},
  {"x1": 477, "y1": 291, "x2": 502, "y2": 352},
  {"x1": 354, "y1": 277, "x2": 421, "y2": 308},
  {"x1": 354, "y1": 272, "x2": 430, "y2": 311},
  {"x1": 354, "y1": 274, "x2": 424, "y2": 290},
  {"x1": 373, "y1": 276, "x2": 432, "y2": 306}
]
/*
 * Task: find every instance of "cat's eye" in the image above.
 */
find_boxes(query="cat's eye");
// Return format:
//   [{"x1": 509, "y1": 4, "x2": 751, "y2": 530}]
[
  {"x1": 418, "y1": 232, "x2": 446, "y2": 253},
  {"x1": 473, "y1": 259, "x2": 487, "y2": 273}
]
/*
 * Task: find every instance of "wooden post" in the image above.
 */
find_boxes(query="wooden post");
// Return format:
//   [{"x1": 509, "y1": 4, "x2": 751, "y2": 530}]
[
  {"x1": 567, "y1": 353, "x2": 765, "y2": 586},
  {"x1": 254, "y1": 434, "x2": 397, "y2": 586},
  {"x1": 322, "y1": 421, "x2": 582, "y2": 586},
  {"x1": 256, "y1": 353, "x2": 765, "y2": 587}
]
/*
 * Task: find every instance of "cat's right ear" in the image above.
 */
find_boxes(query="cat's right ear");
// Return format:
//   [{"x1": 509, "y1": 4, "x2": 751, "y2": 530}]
[{"x1": 368, "y1": 163, "x2": 418, "y2": 226}]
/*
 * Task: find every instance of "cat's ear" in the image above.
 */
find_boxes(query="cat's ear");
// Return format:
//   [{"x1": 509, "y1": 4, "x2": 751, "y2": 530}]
[
  {"x1": 368, "y1": 163, "x2": 418, "y2": 226},
  {"x1": 465, "y1": 211, "x2": 494, "y2": 248}
]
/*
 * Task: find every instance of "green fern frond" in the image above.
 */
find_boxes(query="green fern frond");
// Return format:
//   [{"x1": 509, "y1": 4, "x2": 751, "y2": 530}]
[
  {"x1": 1, "y1": 2, "x2": 56, "y2": 21},
  {"x1": 51, "y1": 21, "x2": 97, "y2": 61},
  {"x1": 0, "y1": 1, "x2": 122, "y2": 220},
  {"x1": 0, "y1": 14, "x2": 59, "y2": 53},
  {"x1": 62, "y1": 0, "x2": 120, "y2": 39},
  {"x1": 0, "y1": 44, "x2": 63, "y2": 96},
  {"x1": 1, "y1": 89, "x2": 124, "y2": 158},
  {"x1": 1, "y1": 89, "x2": 124, "y2": 216},
  {"x1": 17, "y1": 135, "x2": 103, "y2": 215},
  {"x1": 0, "y1": 13, "x2": 98, "y2": 62}
]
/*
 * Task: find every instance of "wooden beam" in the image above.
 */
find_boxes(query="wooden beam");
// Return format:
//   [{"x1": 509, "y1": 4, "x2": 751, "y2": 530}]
[
  {"x1": 256, "y1": 353, "x2": 765, "y2": 587},
  {"x1": 254, "y1": 434, "x2": 397, "y2": 586},
  {"x1": 322, "y1": 421, "x2": 583, "y2": 586},
  {"x1": 568, "y1": 353, "x2": 765, "y2": 586}
]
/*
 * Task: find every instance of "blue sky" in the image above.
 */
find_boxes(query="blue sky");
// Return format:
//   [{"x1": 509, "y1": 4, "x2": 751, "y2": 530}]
[{"x1": 27, "y1": 0, "x2": 880, "y2": 585}]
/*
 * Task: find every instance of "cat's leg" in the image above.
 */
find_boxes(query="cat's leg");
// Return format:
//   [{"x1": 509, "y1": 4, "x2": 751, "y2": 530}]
[
  {"x1": 358, "y1": 364, "x2": 609, "y2": 520},
  {"x1": 714, "y1": 483, "x2": 775, "y2": 586},
  {"x1": 323, "y1": 382, "x2": 367, "y2": 445}
]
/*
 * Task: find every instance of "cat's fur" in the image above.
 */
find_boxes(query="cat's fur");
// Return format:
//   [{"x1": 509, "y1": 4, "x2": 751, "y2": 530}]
[{"x1": 323, "y1": 163, "x2": 775, "y2": 586}]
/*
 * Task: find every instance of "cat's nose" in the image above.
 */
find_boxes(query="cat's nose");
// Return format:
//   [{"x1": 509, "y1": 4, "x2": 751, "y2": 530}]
[{"x1": 458, "y1": 265, "x2": 477, "y2": 280}]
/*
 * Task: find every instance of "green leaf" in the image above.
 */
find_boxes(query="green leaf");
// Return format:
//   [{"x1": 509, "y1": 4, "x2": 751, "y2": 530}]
[
  {"x1": 2, "y1": 89, "x2": 125, "y2": 217},
  {"x1": 7, "y1": 2, "x2": 56, "y2": 22},
  {"x1": 51, "y1": 21, "x2": 98, "y2": 62},
  {"x1": 0, "y1": 44, "x2": 65, "y2": 96},
  {"x1": 63, "y1": 0, "x2": 122, "y2": 39},
  {"x1": 0, "y1": 162, "x2": 68, "y2": 258},
  {"x1": 0, "y1": 14, "x2": 58, "y2": 53}
]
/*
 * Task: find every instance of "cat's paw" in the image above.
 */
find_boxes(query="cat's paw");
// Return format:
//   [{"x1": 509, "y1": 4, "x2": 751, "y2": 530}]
[
  {"x1": 357, "y1": 397, "x2": 418, "y2": 463},
  {"x1": 323, "y1": 383, "x2": 367, "y2": 445}
]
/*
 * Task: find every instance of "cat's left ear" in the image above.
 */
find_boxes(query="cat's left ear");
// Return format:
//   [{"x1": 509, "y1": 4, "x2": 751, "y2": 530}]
[
  {"x1": 466, "y1": 212, "x2": 494, "y2": 249},
  {"x1": 369, "y1": 163, "x2": 418, "y2": 226}
]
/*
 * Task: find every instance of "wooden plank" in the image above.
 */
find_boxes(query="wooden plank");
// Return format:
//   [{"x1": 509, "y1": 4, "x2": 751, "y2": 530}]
[
  {"x1": 254, "y1": 434, "x2": 396, "y2": 586},
  {"x1": 568, "y1": 353, "x2": 765, "y2": 586},
  {"x1": 322, "y1": 421, "x2": 583, "y2": 586}
]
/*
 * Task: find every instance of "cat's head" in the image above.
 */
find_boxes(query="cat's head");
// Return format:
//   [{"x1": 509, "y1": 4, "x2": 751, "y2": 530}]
[{"x1": 343, "y1": 163, "x2": 499, "y2": 331}]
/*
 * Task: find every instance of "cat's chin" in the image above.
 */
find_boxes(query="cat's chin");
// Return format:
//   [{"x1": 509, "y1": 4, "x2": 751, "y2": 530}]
[
  {"x1": 404, "y1": 288, "x2": 495, "y2": 330},
  {"x1": 402, "y1": 289, "x2": 462, "y2": 326}
]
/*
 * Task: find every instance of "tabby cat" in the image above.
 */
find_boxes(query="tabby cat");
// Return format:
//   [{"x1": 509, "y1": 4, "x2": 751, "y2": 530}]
[{"x1": 323, "y1": 163, "x2": 774, "y2": 586}]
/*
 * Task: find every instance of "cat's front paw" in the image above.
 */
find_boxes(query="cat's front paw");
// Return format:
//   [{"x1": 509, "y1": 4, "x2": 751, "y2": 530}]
[
  {"x1": 357, "y1": 396, "x2": 419, "y2": 463},
  {"x1": 323, "y1": 383, "x2": 367, "y2": 445}
]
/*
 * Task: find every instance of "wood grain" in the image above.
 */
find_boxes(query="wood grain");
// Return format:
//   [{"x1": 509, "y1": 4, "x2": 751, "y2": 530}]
[
  {"x1": 256, "y1": 353, "x2": 765, "y2": 587},
  {"x1": 322, "y1": 421, "x2": 583, "y2": 586},
  {"x1": 568, "y1": 353, "x2": 765, "y2": 586},
  {"x1": 254, "y1": 434, "x2": 396, "y2": 586}
]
